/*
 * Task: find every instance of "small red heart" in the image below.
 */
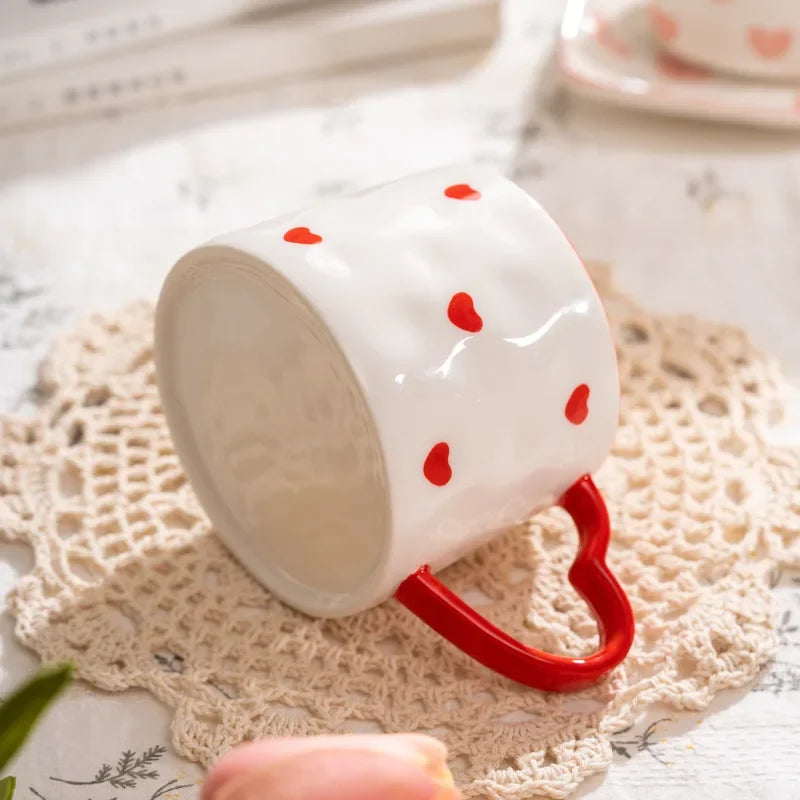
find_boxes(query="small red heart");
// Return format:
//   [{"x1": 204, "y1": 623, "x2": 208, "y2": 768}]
[
  {"x1": 565, "y1": 384, "x2": 590, "y2": 425},
  {"x1": 447, "y1": 292, "x2": 483, "y2": 333},
  {"x1": 423, "y1": 442, "x2": 452, "y2": 486},
  {"x1": 594, "y1": 14, "x2": 631, "y2": 58},
  {"x1": 648, "y1": 3, "x2": 678, "y2": 41},
  {"x1": 656, "y1": 51, "x2": 710, "y2": 80},
  {"x1": 749, "y1": 27, "x2": 793, "y2": 59},
  {"x1": 444, "y1": 184, "x2": 481, "y2": 201},
  {"x1": 283, "y1": 226, "x2": 322, "y2": 245}
]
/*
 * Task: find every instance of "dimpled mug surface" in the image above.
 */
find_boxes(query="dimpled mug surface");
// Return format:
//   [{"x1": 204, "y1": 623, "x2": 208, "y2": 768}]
[
  {"x1": 649, "y1": 0, "x2": 800, "y2": 80},
  {"x1": 155, "y1": 165, "x2": 633, "y2": 692}
]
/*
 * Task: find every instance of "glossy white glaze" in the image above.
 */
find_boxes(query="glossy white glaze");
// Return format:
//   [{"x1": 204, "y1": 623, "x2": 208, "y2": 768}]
[
  {"x1": 155, "y1": 165, "x2": 619, "y2": 617},
  {"x1": 651, "y1": 0, "x2": 800, "y2": 80}
]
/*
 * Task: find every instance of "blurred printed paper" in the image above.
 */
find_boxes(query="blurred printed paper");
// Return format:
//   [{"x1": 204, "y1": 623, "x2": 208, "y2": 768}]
[
  {"x1": 0, "y1": 0, "x2": 499, "y2": 130},
  {"x1": 0, "y1": 0, "x2": 304, "y2": 80}
]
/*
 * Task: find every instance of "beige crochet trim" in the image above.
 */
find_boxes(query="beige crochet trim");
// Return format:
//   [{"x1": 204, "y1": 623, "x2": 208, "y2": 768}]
[{"x1": 1, "y1": 264, "x2": 798, "y2": 799}]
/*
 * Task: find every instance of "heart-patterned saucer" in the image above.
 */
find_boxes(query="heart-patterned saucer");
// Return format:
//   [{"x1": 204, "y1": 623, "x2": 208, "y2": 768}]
[{"x1": 559, "y1": 0, "x2": 800, "y2": 129}]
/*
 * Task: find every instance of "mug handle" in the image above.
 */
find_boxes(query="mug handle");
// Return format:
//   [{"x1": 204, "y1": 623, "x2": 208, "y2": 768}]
[{"x1": 393, "y1": 475, "x2": 635, "y2": 692}]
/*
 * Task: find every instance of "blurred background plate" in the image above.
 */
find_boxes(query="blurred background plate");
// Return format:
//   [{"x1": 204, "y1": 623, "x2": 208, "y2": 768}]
[{"x1": 559, "y1": 0, "x2": 800, "y2": 130}]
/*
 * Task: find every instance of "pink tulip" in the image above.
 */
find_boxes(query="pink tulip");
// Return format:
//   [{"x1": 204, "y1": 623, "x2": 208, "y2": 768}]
[{"x1": 203, "y1": 734, "x2": 460, "y2": 800}]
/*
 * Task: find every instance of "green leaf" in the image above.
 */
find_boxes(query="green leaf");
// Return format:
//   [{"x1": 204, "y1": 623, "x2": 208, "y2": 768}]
[
  {"x1": 0, "y1": 663, "x2": 73, "y2": 772},
  {"x1": 0, "y1": 776, "x2": 16, "y2": 800}
]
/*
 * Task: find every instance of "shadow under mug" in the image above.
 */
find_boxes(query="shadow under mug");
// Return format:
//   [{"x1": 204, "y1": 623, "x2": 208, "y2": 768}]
[{"x1": 154, "y1": 165, "x2": 635, "y2": 692}]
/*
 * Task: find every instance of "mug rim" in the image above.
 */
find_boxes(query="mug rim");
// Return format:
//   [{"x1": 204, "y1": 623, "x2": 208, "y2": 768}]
[{"x1": 155, "y1": 244, "x2": 395, "y2": 618}]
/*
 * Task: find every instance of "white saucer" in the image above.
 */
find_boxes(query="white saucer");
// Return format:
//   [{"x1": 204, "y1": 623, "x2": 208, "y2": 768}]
[{"x1": 559, "y1": 0, "x2": 800, "y2": 129}]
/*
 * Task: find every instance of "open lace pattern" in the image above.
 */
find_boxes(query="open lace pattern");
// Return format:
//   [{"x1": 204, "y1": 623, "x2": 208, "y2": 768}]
[{"x1": 1, "y1": 264, "x2": 798, "y2": 799}]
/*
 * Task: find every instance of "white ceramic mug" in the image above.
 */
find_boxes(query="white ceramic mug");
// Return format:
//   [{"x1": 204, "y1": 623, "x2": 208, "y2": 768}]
[
  {"x1": 155, "y1": 165, "x2": 634, "y2": 692},
  {"x1": 648, "y1": 0, "x2": 800, "y2": 80}
]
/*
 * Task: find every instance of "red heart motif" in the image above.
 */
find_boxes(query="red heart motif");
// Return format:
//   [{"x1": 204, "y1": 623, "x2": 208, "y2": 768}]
[
  {"x1": 594, "y1": 14, "x2": 631, "y2": 58},
  {"x1": 283, "y1": 226, "x2": 322, "y2": 245},
  {"x1": 444, "y1": 184, "x2": 481, "y2": 201},
  {"x1": 749, "y1": 27, "x2": 793, "y2": 59},
  {"x1": 656, "y1": 51, "x2": 710, "y2": 80},
  {"x1": 423, "y1": 442, "x2": 452, "y2": 486},
  {"x1": 565, "y1": 384, "x2": 590, "y2": 425},
  {"x1": 447, "y1": 292, "x2": 483, "y2": 333},
  {"x1": 648, "y1": 3, "x2": 678, "y2": 41}
]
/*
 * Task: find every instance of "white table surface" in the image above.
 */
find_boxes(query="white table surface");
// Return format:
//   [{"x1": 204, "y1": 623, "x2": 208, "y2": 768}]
[{"x1": 1, "y1": 0, "x2": 799, "y2": 798}]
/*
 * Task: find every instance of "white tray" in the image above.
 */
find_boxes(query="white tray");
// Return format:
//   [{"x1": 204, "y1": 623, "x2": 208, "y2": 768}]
[
  {"x1": 0, "y1": 0, "x2": 498, "y2": 131},
  {"x1": 559, "y1": 0, "x2": 800, "y2": 130}
]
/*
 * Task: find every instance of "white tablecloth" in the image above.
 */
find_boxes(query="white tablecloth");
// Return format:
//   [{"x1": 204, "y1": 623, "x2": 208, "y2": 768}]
[{"x1": 1, "y1": 0, "x2": 799, "y2": 797}]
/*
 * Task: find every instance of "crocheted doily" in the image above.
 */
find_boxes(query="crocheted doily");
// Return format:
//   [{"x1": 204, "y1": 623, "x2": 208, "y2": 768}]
[{"x1": 1, "y1": 265, "x2": 798, "y2": 799}]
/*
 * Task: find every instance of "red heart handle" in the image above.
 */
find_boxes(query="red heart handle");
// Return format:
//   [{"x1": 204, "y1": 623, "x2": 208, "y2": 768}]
[{"x1": 394, "y1": 474, "x2": 635, "y2": 692}]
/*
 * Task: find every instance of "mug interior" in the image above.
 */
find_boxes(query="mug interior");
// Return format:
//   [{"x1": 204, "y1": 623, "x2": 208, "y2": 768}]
[{"x1": 155, "y1": 247, "x2": 390, "y2": 617}]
